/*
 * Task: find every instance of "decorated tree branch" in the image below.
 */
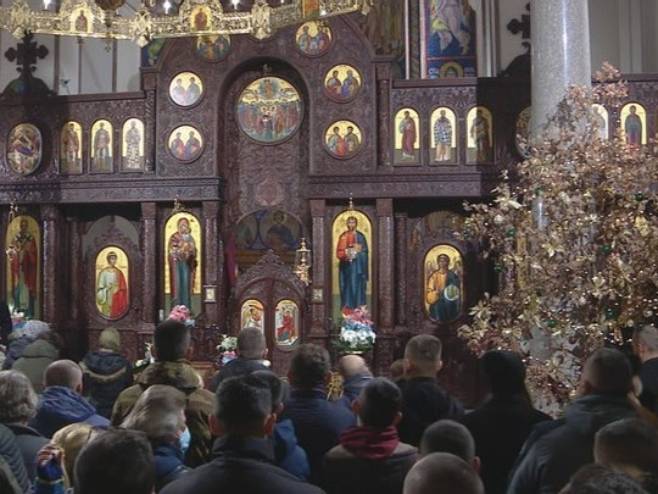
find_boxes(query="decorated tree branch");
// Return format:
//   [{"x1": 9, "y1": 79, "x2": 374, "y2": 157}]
[{"x1": 457, "y1": 64, "x2": 658, "y2": 411}]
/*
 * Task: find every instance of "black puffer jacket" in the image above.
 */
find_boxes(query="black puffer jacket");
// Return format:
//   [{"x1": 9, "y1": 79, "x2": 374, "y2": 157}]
[
  {"x1": 80, "y1": 351, "x2": 133, "y2": 418},
  {"x1": 0, "y1": 423, "x2": 29, "y2": 492}
]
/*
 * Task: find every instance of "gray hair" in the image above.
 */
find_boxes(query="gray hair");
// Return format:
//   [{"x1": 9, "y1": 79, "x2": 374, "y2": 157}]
[
  {"x1": 121, "y1": 384, "x2": 186, "y2": 443},
  {"x1": 634, "y1": 325, "x2": 658, "y2": 352},
  {"x1": 0, "y1": 370, "x2": 38, "y2": 423}
]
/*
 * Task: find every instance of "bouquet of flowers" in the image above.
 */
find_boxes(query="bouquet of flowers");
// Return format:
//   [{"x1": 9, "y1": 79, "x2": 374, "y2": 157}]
[
  {"x1": 216, "y1": 335, "x2": 238, "y2": 366},
  {"x1": 335, "y1": 306, "x2": 376, "y2": 354}
]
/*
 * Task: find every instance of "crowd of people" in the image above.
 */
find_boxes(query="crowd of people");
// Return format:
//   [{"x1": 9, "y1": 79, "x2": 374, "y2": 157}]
[{"x1": 0, "y1": 316, "x2": 657, "y2": 494}]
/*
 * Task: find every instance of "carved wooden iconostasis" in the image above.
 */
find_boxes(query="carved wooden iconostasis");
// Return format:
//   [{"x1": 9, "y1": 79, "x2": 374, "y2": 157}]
[{"x1": 3, "y1": 12, "x2": 658, "y2": 405}]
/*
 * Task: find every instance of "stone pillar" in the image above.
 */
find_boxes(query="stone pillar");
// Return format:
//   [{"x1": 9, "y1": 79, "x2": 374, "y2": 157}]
[
  {"x1": 376, "y1": 199, "x2": 394, "y2": 333},
  {"x1": 309, "y1": 199, "x2": 326, "y2": 336},
  {"x1": 141, "y1": 203, "x2": 157, "y2": 327},
  {"x1": 42, "y1": 205, "x2": 61, "y2": 324},
  {"x1": 202, "y1": 201, "x2": 220, "y2": 326},
  {"x1": 531, "y1": 0, "x2": 591, "y2": 135}
]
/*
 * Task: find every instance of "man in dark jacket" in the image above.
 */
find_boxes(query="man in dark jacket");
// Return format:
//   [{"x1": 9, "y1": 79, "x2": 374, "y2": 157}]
[
  {"x1": 281, "y1": 344, "x2": 356, "y2": 485},
  {"x1": 112, "y1": 319, "x2": 214, "y2": 467},
  {"x1": 161, "y1": 375, "x2": 324, "y2": 494},
  {"x1": 397, "y1": 334, "x2": 463, "y2": 446},
  {"x1": 211, "y1": 327, "x2": 269, "y2": 391},
  {"x1": 30, "y1": 360, "x2": 109, "y2": 438},
  {"x1": 249, "y1": 370, "x2": 310, "y2": 480},
  {"x1": 323, "y1": 377, "x2": 417, "y2": 494},
  {"x1": 335, "y1": 355, "x2": 372, "y2": 410},
  {"x1": 632, "y1": 325, "x2": 658, "y2": 412},
  {"x1": 79, "y1": 326, "x2": 133, "y2": 418},
  {"x1": 0, "y1": 423, "x2": 30, "y2": 493},
  {"x1": 460, "y1": 350, "x2": 551, "y2": 494},
  {"x1": 12, "y1": 330, "x2": 61, "y2": 393},
  {"x1": 507, "y1": 348, "x2": 637, "y2": 494},
  {"x1": 0, "y1": 370, "x2": 48, "y2": 480}
]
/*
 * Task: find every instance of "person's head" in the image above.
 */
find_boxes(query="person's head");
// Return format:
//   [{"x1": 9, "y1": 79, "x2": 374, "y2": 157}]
[
  {"x1": 332, "y1": 70, "x2": 338, "y2": 77},
  {"x1": 595, "y1": 418, "x2": 658, "y2": 484},
  {"x1": 632, "y1": 325, "x2": 658, "y2": 363},
  {"x1": 420, "y1": 420, "x2": 479, "y2": 472},
  {"x1": 175, "y1": 131, "x2": 181, "y2": 138},
  {"x1": 440, "y1": 109, "x2": 446, "y2": 117},
  {"x1": 480, "y1": 350, "x2": 528, "y2": 398},
  {"x1": 176, "y1": 78, "x2": 182, "y2": 85},
  {"x1": 153, "y1": 319, "x2": 191, "y2": 362},
  {"x1": 74, "y1": 429, "x2": 154, "y2": 494},
  {"x1": 630, "y1": 105, "x2": 637, "y2": 114},
  {"x1": 44, "y1": 360, "x2": 83, "y2": 393},
  {"x1": 346, "y1": 216, "x2": 358, "y2": 231},
  {"x1": 437, "y1": 254, "x2": 450, "y2": 271},
  {"x1": 404, "y1": 334, "x2": 443, "y2": 377},
  {"x1": 354, "y1": 377, "x2": 402, "y2": 428},
  {"x1": 106, "y1": 252, "x2": 117, "y2": 266},
  {"x1": 579, "y1": 348, "x2": 632, "y2": 397},
  {"x1": 52, "y1": 423, "x2": 103, "y2": 487},
  {"x1": 177, "y1": 217, "x2": 190, "y2": 234},
  {"x1": 210, "y1": 375, "x2": 275, "y2": 438},
  {"x1": 99, "y1": 122, "x2": 105, "y2": 129},
  {"x1": 188, "y1": 131, "x2": 195, "y2": 138},
  {"x1": 0, "y1": 370, "x2": 38, "y2": 424},
  {"x1": 347, "y1": 69, "x2": 353, "y2": 77},
  {"x1": 404, "y1": 110, "x2": 410, "y2": 118},
  {"x1": 189, "y1": 76, "x2": 196, "y2": 83},
  {"x1": 237, "y1": 327, "x2": 267, "y2": 360},
  {"x1": 337, "y1": 354, "x2": 371, "y2": 379},
  {"x1": 288, "y1": 343, "x2": 331, "y2": 390},
  {"x1": 248, "y1": 370, "x2": 289, "y2": 415},
  {"x1": 403, "y1": 452, "x2": 484, "y2": 494},
  {"x1": 121, "y1": 384, "x2": 186, "y2": 445},
  {"x1": 390, "y1": 359, "x2": 405, "y2": 381},
  {"x1": 19, "y1": 219, "x2": 28, "y2": 232},
  {"x1": 347, "y1": 126, "x2": 354, "y2": 134},
  {"x1": 98, "y1": 326, "x2": 121, "y2": 353},
  {"x1": 333, "y1": 126, "x2": 340, "y2": 134},
  {"x1": 560, "y1": 464, "x2": 649, "y2": 494}
]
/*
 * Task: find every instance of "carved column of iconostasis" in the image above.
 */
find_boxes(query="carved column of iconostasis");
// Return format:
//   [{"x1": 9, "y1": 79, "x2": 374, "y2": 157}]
[
  {"x1": 0, "y1": 209, "x2": 8, "y2": 309},
  {"x1": 375, "y1": 199, "x2": 396, "y2": 375},
  {"x1": 376, "y1": 63, "x2": 393, "y2": 167},
  {"x1": 41, "y1": 205, "x2": 61, "y2": 326},
  {"x1": 394, "y1": 213, "x2": 408, "y2": 329},
  {"x1": 67, "y1": 216, "x2": 83, "y2": 325},
  {"x1": 142, "y1": 72, "x2": 157, "y2": 174},
  {"x1": 141, "y1": 202, "x2": 157, "y2": 328},
  {"x1": 202, "y1": 201, "x2": 220, "y2": 326},
  {"x1": 309, "y1": 199, "x2": 327, "y2": 338}
]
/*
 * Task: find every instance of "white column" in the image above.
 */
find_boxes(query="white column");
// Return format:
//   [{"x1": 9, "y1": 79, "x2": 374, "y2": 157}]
[{"x1": 531, "y1": 0, "x2": 591, "y2": 135}]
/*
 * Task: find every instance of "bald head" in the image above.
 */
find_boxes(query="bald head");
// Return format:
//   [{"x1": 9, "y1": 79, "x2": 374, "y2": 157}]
[
  {"x1": 633, "y1": 325, "x2": 658, "y2": 362},
  {"x1": 581, "y1": 348, "x2": 632, "y2": 396},
  {"x1": 45, "y1": 360, "x2": 83, "y2": 393},
  {"x1": 403, "y1": 453, "x2": 484, "y2": 494},
  {"x1": 338, "y1": 355, "x2": 371, "y2": 379}
]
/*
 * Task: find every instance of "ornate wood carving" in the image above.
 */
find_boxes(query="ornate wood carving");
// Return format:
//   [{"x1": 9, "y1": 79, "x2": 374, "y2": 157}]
[
  {"x1": 394, "y1": 212, "x2": 407, "y2": 327},
  {"x1": 376, "y1": 198, "x2": 394, "y2": 332},
  {"x1": 41, "y1": 204, "x2": 60, "y2": 325},
  {"x1": 141, "y1": 202, "x2": 157, "y2": 326},
  {"x1": 84, "y1": 220, "x2": 142, "y2": 330},
  {"x1": 202, "y1": 201, "x2": 220, "y2": 325}
]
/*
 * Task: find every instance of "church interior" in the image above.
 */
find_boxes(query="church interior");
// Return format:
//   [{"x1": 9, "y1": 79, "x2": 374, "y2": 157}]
[{"x1": 0, "y1": 0, "x2": 657, "y2": 410}]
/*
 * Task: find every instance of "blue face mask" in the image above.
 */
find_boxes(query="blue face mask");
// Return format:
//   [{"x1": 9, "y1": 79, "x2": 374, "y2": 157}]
[{"x1": 179, "y1": 427, "x2": 191, "y2": 455}]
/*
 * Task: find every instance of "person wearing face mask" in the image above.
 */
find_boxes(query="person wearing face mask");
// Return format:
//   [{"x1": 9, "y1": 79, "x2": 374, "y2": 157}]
[{"x1": 121, "y1": 384, "x2": 191, "y2": 492}]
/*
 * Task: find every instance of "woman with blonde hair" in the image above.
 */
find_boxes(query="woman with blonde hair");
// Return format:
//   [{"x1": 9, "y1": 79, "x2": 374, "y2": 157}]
[{"x1": 121, "y1": 384, "x2": 190, "y2": 492}]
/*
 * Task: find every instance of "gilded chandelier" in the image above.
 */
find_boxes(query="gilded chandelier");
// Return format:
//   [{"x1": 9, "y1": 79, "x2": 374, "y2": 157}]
[{"x1": 0, "y1": 0, "x2": 371, "y2": 47}]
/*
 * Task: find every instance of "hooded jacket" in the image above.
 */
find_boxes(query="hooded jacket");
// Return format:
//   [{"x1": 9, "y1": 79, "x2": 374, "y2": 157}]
[
  {"x1": 30, "y1": 386, "x2": 110, "y2": 438},
  {"x1": 323, "y1": 426, "x2": 417, "y2": 494},
  {"x1": 111, "y1": 360, "x2": 214, "y2": 467},
  {"x1": 507, "y1": 394, "x2": 636, "y2": 494},
  {"x1": 274, "y1": 418, "x2": 310, "y2": 480},
  {"x1": 12, "y1": 339, "x2": 59, "y2": 393},
  {"x1": 80, "y1": 350, "x2": 133, "y2": 418}
]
